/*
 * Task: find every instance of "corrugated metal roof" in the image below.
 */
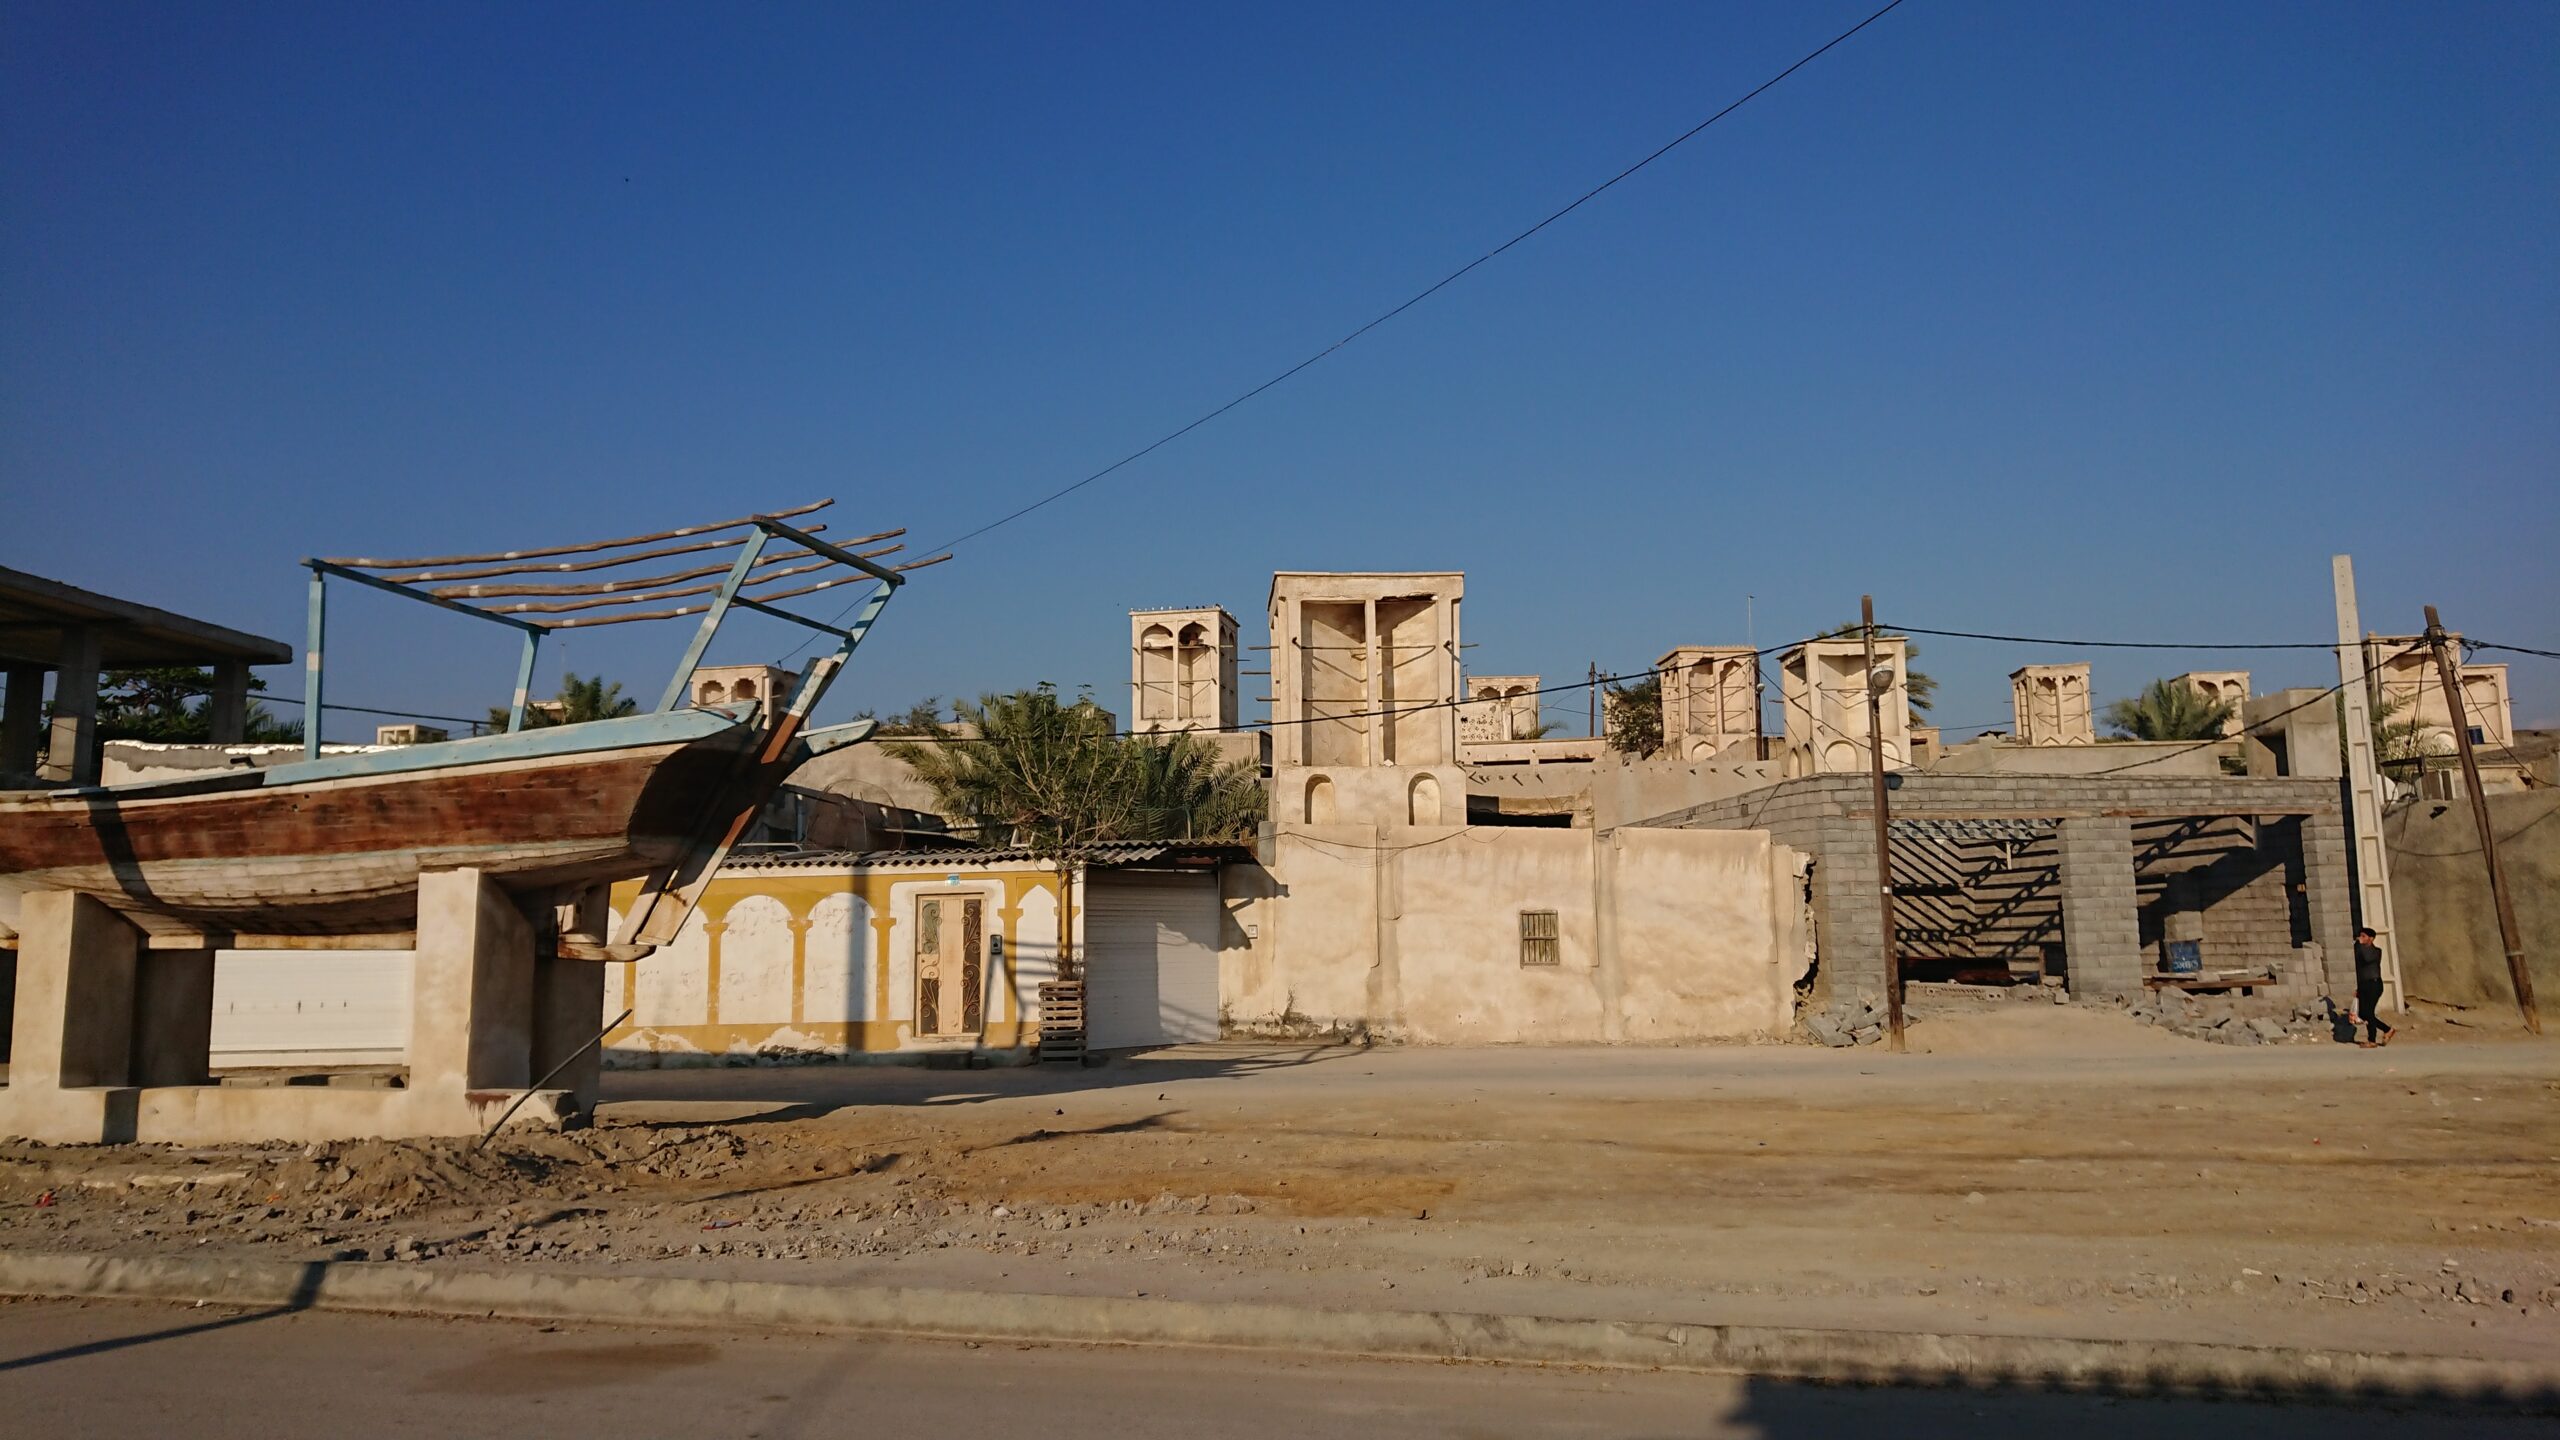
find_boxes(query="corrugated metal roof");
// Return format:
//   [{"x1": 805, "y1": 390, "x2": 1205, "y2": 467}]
[{"x1": 723, "y1": 840, "x2": 1246, "y2": 872}]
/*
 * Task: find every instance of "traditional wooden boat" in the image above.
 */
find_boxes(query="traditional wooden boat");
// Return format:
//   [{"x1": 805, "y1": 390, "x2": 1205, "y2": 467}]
[{"x1": 0, "y1": 501, "x2": 942, "y2": 955}]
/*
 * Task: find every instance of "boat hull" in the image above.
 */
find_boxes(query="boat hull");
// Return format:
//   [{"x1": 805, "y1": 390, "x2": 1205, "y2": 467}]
[{"x1": 0, "y1": 711, "x2": 765, "y2": 942}]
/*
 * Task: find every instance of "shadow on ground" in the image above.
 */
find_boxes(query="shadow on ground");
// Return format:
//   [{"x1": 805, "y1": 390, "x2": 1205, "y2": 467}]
[{"x1": 596, "y1": 1041, "x2": 1365, "y2": 1124}]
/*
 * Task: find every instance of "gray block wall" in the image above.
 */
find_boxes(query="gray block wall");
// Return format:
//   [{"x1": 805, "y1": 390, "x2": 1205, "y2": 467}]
[
  {"x1": 1648, "y1": 772, "x2": 2353, "y2": 1009},
  {"x1": 2058, "y1": 816, "x2": 2140, "y2": 998}
]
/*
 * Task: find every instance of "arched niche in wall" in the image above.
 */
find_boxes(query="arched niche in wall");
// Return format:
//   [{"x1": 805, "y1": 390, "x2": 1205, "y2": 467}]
[
  {"x1": 1175, "y1": 622, "x2": 1212, "y2": 721},
  {"x1": 1408, "y1": 773, "x2": 1441, "y2": 826},
  {"x1": 1138, "y1": 624, "x2": 1176, "y2": 722},
  {"x1": 1305, "y1": 774, "x2": 1337, "y2": 824}
]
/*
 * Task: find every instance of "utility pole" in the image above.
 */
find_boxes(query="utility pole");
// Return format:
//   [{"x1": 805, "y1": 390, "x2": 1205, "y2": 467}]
[
  {"x1": 1861, "y1": 595, "x2": 1905, "y2": 1052},
  {"x1": 1588, "y1": 661, "x2": 1599, "y2": 738},
  {"x1": 2423, "y1": 606, "x2": 2539, "y2": 1034}
]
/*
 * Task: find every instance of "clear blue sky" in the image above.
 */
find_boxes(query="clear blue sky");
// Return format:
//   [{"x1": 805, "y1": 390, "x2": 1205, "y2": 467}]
[{"x1": 6, "y1": 1, "x2": 2554, "y2": 740}]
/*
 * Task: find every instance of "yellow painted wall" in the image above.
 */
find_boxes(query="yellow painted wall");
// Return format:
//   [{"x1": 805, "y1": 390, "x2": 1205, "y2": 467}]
[{"x1": 603, "y1": 863, "x2": 1067, "y2": 1064}]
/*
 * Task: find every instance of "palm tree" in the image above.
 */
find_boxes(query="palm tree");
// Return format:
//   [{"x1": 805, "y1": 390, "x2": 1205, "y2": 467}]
[
  {"x1": 885, "y1": 685, "x2": 1263, "y2": 846},
  {"x1": 2101, "y1": 679, "x2": 2234, "y2": 741},
  {"x1": 2337, "y1": 690, "x2": 2428, "y2": 771},
  {"x1": 886, "y1": 684, "x2": 1265, "y2": 983},
  {"x1": 487, "y1": 672, "x2": 639, "y2": 732},
  {"x1": 1127, "y1": 731, "x2": 1267, "y2": 842}
]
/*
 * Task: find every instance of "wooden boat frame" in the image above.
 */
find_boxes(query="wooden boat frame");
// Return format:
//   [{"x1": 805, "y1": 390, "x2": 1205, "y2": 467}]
[{"x1": 1, "y1": 502, "x2": 945, "y2": 959}]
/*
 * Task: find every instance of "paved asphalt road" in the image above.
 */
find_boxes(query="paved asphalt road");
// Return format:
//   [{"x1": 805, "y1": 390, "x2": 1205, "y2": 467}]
[{"x1": 0, "y1": 1298, "x2": 2538, "y2": 1438}]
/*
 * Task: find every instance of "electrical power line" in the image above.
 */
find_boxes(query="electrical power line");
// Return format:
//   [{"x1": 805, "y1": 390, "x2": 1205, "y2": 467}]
[
  {"x1": 1876, "y1": 623, "x2": 2342, "y2": 652},
  {"x1": 925, "y1": 2, "x2": 1911, "y2": 559},
  {"x1": 773, "y1": 1, "x2": 1914, "y2": 673},
  {"x1": 231, "y1": 694, "x2": 490, "y2": 731}
]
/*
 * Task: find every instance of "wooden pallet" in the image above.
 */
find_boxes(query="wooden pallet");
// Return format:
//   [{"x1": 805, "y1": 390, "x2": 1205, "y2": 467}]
[{"x1": 1037, "y1": 980, "x2": 1086, "y2": 1063}]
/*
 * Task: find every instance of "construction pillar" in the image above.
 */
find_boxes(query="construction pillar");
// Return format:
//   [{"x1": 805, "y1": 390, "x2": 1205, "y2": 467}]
[
  {"x1": 2058, "y1": 817, "x2": 2141, "y2": 999},
  {"x1": 2331, "y1": 556, "x2": 2402, "y2": 1012},
  {"x1": 131, "y1": 948, "x2": 218, "y2": 1088},
  {"x1": 207, "y1": 660, "x2": 251, "y2": 745},
  {"x1": 7, "y1": 891, "x2": 140, "y2": 1089},
  {"x1": 1, "y1": 664, "x2": 43, "y2": 779},
  {"x1": 530, "y1": 888, "x2": 611, "y2": 1115},
  {"x1": 39, "y1": 625, "x2": 101, "y2": 785},
  {"x1": 408, "y1": 868, "x2": 535, "y2": 1099}
]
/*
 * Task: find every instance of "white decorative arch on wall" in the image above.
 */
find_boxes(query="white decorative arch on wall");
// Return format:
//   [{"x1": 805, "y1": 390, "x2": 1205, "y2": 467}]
[
  {"x1": 801, "y1": 892, "x2": 871, "y2": 1023},
  {"x1": 1306, "y1": 774, "x2": 1337, "y2": 824},
  {"x1": 637, "y1": 907, "x2": 711, "y2": 1028},
  {"x1": 715, "y1": 894, "x2": 793, "y2": 1028},
  {"x1": 1408, "y1": 773, "x2": 1442, "y2": 826}
]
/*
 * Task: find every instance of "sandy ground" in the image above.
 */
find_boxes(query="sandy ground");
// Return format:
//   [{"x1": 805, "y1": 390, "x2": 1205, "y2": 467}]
[{"x1": 3, "y1": 1010, "x2": 2555, "y2": 1363}]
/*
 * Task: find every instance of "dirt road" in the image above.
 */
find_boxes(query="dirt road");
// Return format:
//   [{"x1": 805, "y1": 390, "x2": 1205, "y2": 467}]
[
  {"x1": 4, "y1": 1012, "x2": 2555, "y2": 1361},
  {"x1": 9, "y1": 1297, "x2": 2539, "y2": 1439}
]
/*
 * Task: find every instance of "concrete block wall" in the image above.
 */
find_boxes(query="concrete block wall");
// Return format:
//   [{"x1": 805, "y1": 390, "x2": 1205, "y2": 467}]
[
  {"x1": 2058, "y1": 817, "x2": 2141, "y2": 998},
  {"x1": 2298, "y1": 811, "x2": 2357, "y2": 996},
  {"x1": 1652, "y1": 773, "x2": 2355, "y2": 1007}
]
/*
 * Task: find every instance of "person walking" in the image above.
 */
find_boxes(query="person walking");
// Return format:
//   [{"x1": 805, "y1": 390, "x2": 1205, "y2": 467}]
[{"x1": 2352, "y1": 925, "x2": 2394, "y2": 1048}]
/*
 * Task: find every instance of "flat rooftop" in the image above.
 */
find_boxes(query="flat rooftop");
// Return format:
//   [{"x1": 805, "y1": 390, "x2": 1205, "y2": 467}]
[{"x1": 0, "y1": 566, "x2": 292, "y2": 669}]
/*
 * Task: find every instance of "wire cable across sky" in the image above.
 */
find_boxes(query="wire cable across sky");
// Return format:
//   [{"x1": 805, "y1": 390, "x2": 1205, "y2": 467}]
[{"x1": 919, "y1": 0, "x2": 1915, "y2": 561}]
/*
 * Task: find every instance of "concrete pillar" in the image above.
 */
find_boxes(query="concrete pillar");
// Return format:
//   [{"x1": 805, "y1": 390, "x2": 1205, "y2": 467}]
[
  {"x1": 40, "y1": 625, "x2": 101, "y2": 785},
  {"x1": 2300, "y1": 812, "x2": 2359, "y2": 998},
  {"x1": 2058, "y1": 817, "x2": 2141, "y2": 999},
  {"x1": 530, "y1": 887, "x2": 610, "y2": 1115},
  {"x1": 1, "y1": 664, "x2": 43, "y2": 779},
  {"x1": 1361, "y1": 598, "x2": 1380, "y2": 767},
  {"x1": 1811, "y1": 816, "x2": 1887, "y2": 1005},
  {"x1": 1591, "y1": 829, "x2": 1625, "y2": 1041},
  {"x1": 531, "y1": 959, "x2": 607, "y2": 1115},
  {"x1": 408, "y1": 868, "x2": 534, "y2": 1097},
  {"x1": 207, "y1": 660, "x2": 251, "y2": 745},
  {"x1": 131, "y1": 949, "x2": 217, "y2": 1088},
  {"x1": 8, "y1": 890, "x2": 139, "y2": 1088}
]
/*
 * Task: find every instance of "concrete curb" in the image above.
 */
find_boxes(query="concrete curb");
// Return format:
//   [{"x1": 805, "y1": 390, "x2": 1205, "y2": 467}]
[{"x1": 2, "y1": 1251, "x2": 2553, "y2": 1411}]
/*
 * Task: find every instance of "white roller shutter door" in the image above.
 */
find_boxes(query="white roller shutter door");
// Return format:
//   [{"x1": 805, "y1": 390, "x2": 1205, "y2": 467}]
[
  {"x1": 1082, "y1": 872, "x2": 1221, "y2": 1049},
  {"x1": 209, "y1": 950, "x2": 411, "y2": 1067}
]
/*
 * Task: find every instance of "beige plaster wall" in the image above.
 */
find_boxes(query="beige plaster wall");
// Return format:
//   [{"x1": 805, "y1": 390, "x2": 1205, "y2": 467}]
[
  {"x1": 1277, "y1": 764, "x2": 1466, "y2": 826},
  {"x1": 1608, "y1": 828, "x2": 1803, "y2": 1041},
  {"x1": 1222, "y1": 822, "x2": 1803, "y2": 1045},
  {"x1": 1393, "y1": 828, "x2": 1605, "y2": 1044}
]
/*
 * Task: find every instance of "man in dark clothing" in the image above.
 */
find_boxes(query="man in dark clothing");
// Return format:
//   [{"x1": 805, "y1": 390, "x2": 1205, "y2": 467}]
[{"x1": 2352, "y1": 926, "x2": 2394, "y2": 1048}]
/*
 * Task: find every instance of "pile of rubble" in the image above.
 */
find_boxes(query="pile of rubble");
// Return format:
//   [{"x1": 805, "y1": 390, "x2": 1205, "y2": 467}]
[
  {"x1": 1799, "y1": 981, "x2": 2349, "y2": 1048},
  {"x1": 2123, "y1": 992, "x2": 2340, "y2": 1046},
  {"x1": 1800, "y1": 995, "x2": 1891, "y2": 1047}
]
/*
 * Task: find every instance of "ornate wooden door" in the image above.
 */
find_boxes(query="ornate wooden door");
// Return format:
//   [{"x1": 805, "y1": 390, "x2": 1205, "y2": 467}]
[{"x1": 914, "y1": 894, "x2": 985, "y2": 1038}]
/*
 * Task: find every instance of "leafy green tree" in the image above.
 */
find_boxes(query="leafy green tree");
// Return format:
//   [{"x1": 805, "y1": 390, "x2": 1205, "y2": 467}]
[
  {"x1": 853, "y1": 697, "x2": 947, "y2": 737},
  {"x1": 2339, "y1": 690, "x2": 2428, "y2": 768},
  {"x1": 884, "y1": 684, "x2": 1263, "y2": 847},
  {"x1": 885, "y1": 685, "x2": 1265, "y2": 985},
  {"x1": 488, "y1": 672, "x2": 639, "y2": 732},
  {"x1": 84, "y1": 666, "x2": 300, "y2": 743},
  {"x1": 2101, "y1": 678, "x2": 2234, "y2": 741},
  {"x1": 1126, "y1": 730, "x2": 1268, "y2": 842},
  {"x1": 1602, "y1": 674, "x2": 1664, "y2": 758}
]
